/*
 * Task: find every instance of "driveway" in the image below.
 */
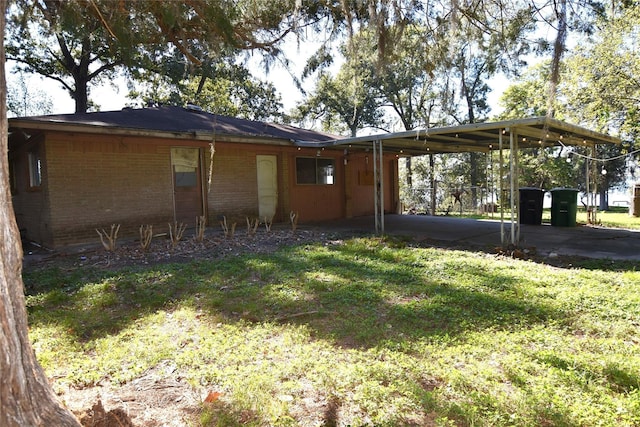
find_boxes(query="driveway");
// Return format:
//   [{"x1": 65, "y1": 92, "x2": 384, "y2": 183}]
[{"x1": 317, "y1": 214, "x2": 640, "y2": 261}]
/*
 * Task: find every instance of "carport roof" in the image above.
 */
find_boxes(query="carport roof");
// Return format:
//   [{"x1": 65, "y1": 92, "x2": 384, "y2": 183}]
[{"x1": 295, "y1": 116, "x2": 621, "y2": 155}]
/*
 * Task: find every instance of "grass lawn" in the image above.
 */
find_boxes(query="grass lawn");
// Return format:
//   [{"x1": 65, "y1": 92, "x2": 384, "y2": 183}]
[
  {"x1": 574, "y1": 207, "x2": 640, "y2": 230},
  {"x1": 24, "y1": 237, "x2": 640, "y2": 426},
  {"x1": 455, "y1": 206, "x2": 640, "y2": 230}
]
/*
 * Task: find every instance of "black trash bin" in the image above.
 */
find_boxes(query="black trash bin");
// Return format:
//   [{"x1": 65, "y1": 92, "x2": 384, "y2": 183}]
[
  {"x1": 550, "y1": 188, "x2": 579, "y2": 227},
  {"x1": 519, "y1": 187, "x2": 545, "y2": 225}
]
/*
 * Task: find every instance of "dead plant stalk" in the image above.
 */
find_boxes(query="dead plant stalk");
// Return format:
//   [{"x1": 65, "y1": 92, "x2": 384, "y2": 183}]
[
  {"x1": 195, "y1": 216, "x2": 206, "y2": 242},
  {"x1": 169, "y1": 222, "x2": 187, "y2": 247},
  {"x1": 290, "y1": 211, "x2": 299, "y2": 232},
  {"x1": 96, "y1": 224, "x2": 120, "y2": 251},
  {"x1": 139, "y1": 224, "x2": 153, "y2": 251},
  {"x1": 220, "y1": 216, "x2": 236, "y2": 238},
  {"x1": 264, "y1": 215, "x2": 274, "y2": 232}
]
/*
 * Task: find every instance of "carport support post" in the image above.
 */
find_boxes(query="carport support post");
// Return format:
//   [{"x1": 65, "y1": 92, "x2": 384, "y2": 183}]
[
  {"x1": 499, "y1": 129, "x2": 505, "y2": 245},
  {"x1": 509, "y1": 129, "x2": 520, "y2": 245},
  {"x1": 373, "y1": 139, "x2": 384, "y2": 234},
  {"x1": 586, "y1": 152, "x2": 591, "y2": 222},
  {"x1": 587, "y1": 145, "x2": 598, "y2": 223}
]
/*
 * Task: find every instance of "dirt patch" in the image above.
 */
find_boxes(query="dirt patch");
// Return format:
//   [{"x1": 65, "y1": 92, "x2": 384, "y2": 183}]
[
  {"x1": 77, "y1": 401, "x2": 134, "y2": 426},
  {"x1": 67, "y1": 362, "x2": 202, "y2": 426},
  {"x1": 25, "y1": 226, "x2": 346, "y2": 271}
]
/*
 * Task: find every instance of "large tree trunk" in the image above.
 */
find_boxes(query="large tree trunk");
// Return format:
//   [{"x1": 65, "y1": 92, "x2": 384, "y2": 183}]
[{"x1": 0, "y1": 2, "x2": 80, "y2": 424}]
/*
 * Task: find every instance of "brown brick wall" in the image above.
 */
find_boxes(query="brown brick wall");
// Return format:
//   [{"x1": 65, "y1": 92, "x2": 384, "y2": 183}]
[
  {"x1": 45, "y1": 133, "x2": 177, "y2": 246},
  {"x1": 9, "y1": 136, "x2": 53, "y2": 246},
  {"x1": 206, "y1": 144, "x2": 295, "y2": 223},
  {"x1": 10, "y1": 129, "x2": 398, "y2": 248},
  {"x1": 207, "y1": 144, "x2": 260, "y2": 220}
]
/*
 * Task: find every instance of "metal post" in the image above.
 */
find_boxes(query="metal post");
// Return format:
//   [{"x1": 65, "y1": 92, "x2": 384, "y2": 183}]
[
  {"x1": 510, "y1": 130, "x2": 516, "y2": 245},
  {"x1": 489, "y1": 151, "x2": 494, "y2": 219},
  {"x1": 592, "y1": 146, "x2": 598, "y2": 223},
  {"x1": 430, "y1": 154, "x2": 436, "y2": 216},
  {"x1": 499, "y1": 130, "x2": 505, "y2": 246},
  {"x1": 373, "y1": 140, "x2": 379, "y2": 233},
  {"x1": 514, "y1": 132, "x2": 520, "y2": 244},
  {"x1": 586, "y1": 153, "x2": 590, "y2": 223},
  {"x1": 379, "y1": 140, "x2": 385, "y2": 234},
  {"x1": 587, "y1": 145, "x2": 603, "y2": 224}
]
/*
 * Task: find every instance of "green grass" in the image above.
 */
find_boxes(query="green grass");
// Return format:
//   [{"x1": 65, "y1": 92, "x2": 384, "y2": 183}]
[
  {"x1": 24, "y1": 237, "x2": 640, "y2": 426},
  {"x1": 456, "y1": 206, "x2": 640, "y2": 229},
  {"x1": 575, "y1": 207, "x2": 640, "y2": 229}
]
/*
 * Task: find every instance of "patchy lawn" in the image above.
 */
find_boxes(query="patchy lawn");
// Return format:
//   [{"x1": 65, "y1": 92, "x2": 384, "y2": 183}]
[{"x1": 24, "y1": 231, "x2": 640, "y2": 426}]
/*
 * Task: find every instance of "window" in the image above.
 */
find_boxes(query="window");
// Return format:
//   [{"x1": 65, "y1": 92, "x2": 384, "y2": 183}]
[
  {"x1": 296, "y1": 157, "x2": 335, "y2": 185},
  {"x1": 28, "y1": 151, "x2": 42, "y2": 188},
  {"x1": 175, "y1": 170, "x2": 197, "y2": 187},
  {"x1": 171, "y1": 147, "x2": 199, "y2": 187}
]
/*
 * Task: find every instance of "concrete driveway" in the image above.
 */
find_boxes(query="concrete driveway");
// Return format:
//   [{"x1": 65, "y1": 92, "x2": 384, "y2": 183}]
[{"x1": 317, "y1": 214, "x2": 640, "y2": 261}]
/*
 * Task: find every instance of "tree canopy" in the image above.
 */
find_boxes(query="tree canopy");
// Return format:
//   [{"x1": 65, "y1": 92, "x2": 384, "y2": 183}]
[
  {"x1": 129, "y1": 61, "x2": 285, "y2": 122},
  {"x1": 6, "y1": 0, "x2": 329, "y2": 113}
]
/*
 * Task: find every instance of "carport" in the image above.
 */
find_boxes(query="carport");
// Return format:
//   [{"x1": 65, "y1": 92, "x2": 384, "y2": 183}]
[{"x1": 297, "y1": 116, "x2": 621, "y2": 246}]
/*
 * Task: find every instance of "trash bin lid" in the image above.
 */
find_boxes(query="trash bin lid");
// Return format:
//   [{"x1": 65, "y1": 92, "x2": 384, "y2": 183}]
[{"x1": 550, "y1": 187, "x2": 579, "y2": 192}]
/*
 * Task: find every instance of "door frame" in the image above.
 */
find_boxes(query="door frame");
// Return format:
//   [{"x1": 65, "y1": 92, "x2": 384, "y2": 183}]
[
  {"x1": 170, "y1": 147, "x2": 207, "y2": 225},
  {"x1": 256, "y1": 154, "x2": 279, "y2": 220}
]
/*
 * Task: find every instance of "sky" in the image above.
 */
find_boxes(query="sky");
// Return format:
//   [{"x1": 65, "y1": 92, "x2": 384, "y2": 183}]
[
  {"x1": 7, "y1": 40, "x2": 510, "y2": 122},
  {"x1": 7, "y1": 36, "x2": 332, "y2": 116},
  {"x1": 11, "y1": 64, "x2": 510, "y2": 125}
]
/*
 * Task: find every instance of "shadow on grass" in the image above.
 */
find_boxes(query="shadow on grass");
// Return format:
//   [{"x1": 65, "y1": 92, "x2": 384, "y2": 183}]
[{"x1": 24, "y1": 238, "x2": 565, "y2": 349}]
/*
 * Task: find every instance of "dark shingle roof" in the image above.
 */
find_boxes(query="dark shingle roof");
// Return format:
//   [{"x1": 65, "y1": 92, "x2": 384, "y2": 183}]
[{"x1": 12, "y1": 105, "x2": 338, "y2": 143}]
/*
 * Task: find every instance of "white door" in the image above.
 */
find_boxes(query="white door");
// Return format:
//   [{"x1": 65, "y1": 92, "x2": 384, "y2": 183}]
[{"x1": 257, "y1": 155, "x2": 278, "y2": 219}]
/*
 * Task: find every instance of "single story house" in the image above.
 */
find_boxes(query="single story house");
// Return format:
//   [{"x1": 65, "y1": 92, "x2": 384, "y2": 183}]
[{"x1": 8, "y1": 105, "x2": 399, "y2": 248}]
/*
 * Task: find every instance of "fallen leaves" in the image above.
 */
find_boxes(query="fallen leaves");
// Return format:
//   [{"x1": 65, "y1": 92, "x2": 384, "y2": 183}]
[{"x1": 204, "y1": 391, "x2": 222, "y2": 403}]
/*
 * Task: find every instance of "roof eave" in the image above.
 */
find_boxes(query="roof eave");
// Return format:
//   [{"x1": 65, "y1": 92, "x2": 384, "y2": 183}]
[{"x1": 8, "y1": 119, "x2": 297, "y2": 146}]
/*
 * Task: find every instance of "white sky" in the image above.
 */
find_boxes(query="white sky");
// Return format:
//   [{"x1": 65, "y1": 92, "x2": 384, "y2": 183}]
[{"x1": 8, "y1": 44, "x2": 510, "y2": 119}]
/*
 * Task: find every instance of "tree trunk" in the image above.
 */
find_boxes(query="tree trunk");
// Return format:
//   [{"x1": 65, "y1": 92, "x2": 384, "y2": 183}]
[
  {"x1": 405, "y1": 157, "x2": 412, "y2": 189},
  {"x1": 74, "y1": 77, "x2": 89, "y2": 113},
  {"x1": 0, "y1": 2, "x2": 80, "y2": 424},
  {"x1": 599, "y1": 187, "x2": 609, "y2": 211},
  {"x1": 469, "y1": 152, "x2": 479, "y2": 211},
  {"x1": 547, "y1": 0, "x2": 567, "y2": 118}
]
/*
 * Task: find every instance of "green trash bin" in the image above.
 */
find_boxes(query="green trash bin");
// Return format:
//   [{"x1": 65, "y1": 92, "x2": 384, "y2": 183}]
[
  {"x1": 550, "y1": 188, "x2": 579, "y2": 227},
  {"x1": 519, "y1": 187, "x2": 545, "y2": 225}
]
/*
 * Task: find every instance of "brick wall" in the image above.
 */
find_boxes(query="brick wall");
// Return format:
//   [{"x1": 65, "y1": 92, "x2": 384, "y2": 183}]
[
  {"x1": 45, "y1": 133, "x2": 177, "y2": 246},
  {"x1": 206, "y1": 143, "x2": 295, "y2": 224},
  {"x1": 11, "y1": 129, "x2": 398, "y2": 248},
  {"x1": 10, "y1": 135, "x2": 53, "y2": 246},
  {"x1": 207, "y1": 144, "x2": 260, "y2": 220}
]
